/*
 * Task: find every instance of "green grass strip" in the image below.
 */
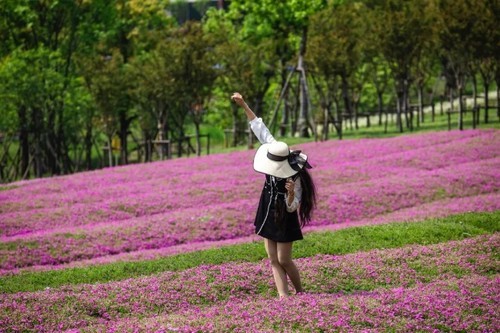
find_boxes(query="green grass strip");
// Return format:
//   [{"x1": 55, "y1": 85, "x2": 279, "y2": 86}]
[
  {"x1": 0, "y1": 211, "x2": 498, "y2": 294},
  {"x1": 0, "y1": 185, "x2": 18, "y2": 192}
]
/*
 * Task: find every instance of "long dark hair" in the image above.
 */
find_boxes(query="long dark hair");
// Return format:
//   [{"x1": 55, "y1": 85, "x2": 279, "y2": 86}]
[
  {"x1": 297, "y1": 167, "x2": 316, "y2": 227},
  {"x1": 274, "y1": 168, "x2": 317, "y2": 228}
]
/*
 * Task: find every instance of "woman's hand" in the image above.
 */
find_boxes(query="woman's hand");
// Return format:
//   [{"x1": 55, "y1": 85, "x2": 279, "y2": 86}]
[
  {"x1": 285, "y1": 178, "x2": 295, "y2": 206},
  {"x1": 285, "y1": 178, "x2": 295, "y2": 194},
  {"x1": 231, "y1": 92, "x2": 245, "y2": 107},
  {"x1": 231, "y1": 92, "x2": 256, "y2": 121}
]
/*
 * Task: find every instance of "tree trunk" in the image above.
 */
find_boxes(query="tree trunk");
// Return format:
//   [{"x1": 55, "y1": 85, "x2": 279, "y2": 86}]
[
  {"x1": 458, "y1": 86, "x2": 464, "y2": 130},
  {"x1": 377, "y1": 91, "x2": 384, "y2": 126},
  {"x1": 394, "y1": 80, "x2": 403, "y2": 133},
  {"x1": 19, "y1": 106, "x2": 30, "y2": 178},
  {"x1": 418, "y1": 84, "x2": 424, "y2": 123},
  {"x1": 297, "y1": 26, "x2": 310, "y2": 138},
  {"x1": 163, "y1": 108, "x2": 171, "y2": 158},
  {"x1": 31, "y1": 106, "x2": 44, "y2": 178},
  {"x1": 280, "y1": 62, "x2": 290, "y2": 137},
  {"x1": 177, "y1": 128, "x2": 184, "y2": 158},
  {"x1": 404, "y1": 87, "x2": 412, "y2": 131},
  {"x1": 456, "y1": 72, "x2": 466, "y2": 130},
  {"x1": 105, "y1": 136, "x2": 113, "y2": 167},
  {"x1": 85, "y1": 118, "x2": 93, "y2": 170},
  {"x1": 58, "y1": 114, "x2": 72, "y2": 174},
  {"x1": 194, "y1": 121, "x2": 201, "y2": 156},
  {"x1": 231, "y1": 103, "x2": 238, "y2": 147},
  {"x1": 46, "y1": 105, "x2": 58, "y2": 175},
  {"x1": 396, "y1": 92, "x2": 404, "y2": 133},
  {"x1": 337, "y1": 102, "x2": 343, "y2": 140},
  {"x1": 341, "y1": 75, "x2": 351, "y2": 130},
  {"x1": 483, "y1": 83, "x2": 489, "y2": 123},
  {"x1": 471, "y1": 75, "x2": 478, "y2": 108},
  {"x1": 119, "y1": 112, "x2": 130, "y2": 165},
  {"x1": 297, "y1": 66, "x2": 309, "y2": 137},
  {"x1": 449, "y1": 88, "x2": 454, "y2": 112},
  {"x1": 142, "y1": 130, "x2": 151, "y2": 162},
  {"x1": 119, "y1": 129, "x2": 127, "y2": 165},
  {"x1": 497, "y1": 84, "x2": 500, "y2": 120},
  {"x1": 322, "y1": 104, "x2": 329, "y2": 141},
  {"x1": 353, "y1": 94, "x2": 359, "y2": 130}
]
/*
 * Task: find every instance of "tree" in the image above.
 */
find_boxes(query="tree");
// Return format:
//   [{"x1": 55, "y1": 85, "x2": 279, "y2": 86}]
[
  {"x1": 410, "y1": 1, "x2": 439, "y2": 125},
  {"x1": 465, "y1": 0, "x2": 499, "y2": 123},
  {"x1": 128, "y1": 45, "x2": 176, "y2": 161},
  {"x1": 103, "y1": 0, "x2": 172, "y2": 164},
  {"x1": 81, "y1": 49, "x2": 133, "y2": 166},
  {"x1": 435, "y1": 0, "x2": 479, "y2": 130},
  {"x1": 0, "y1": 0, "x2": 90, "y2": 177},
  {"x1": 307, "y1": 1, "x2": 364, "y2": 139},
  {"x1": 375, "y1": 0, "x2": 435, "y2": 132},
  {"x1": 71, "y1": 0, "x2": 118, "y2": 170},
  {"x1": 226, "y1": 0, "x2": 327, "y2": 137},
  {"x1": 0, "y1": 0, "x2": 137, "y2": 177},
  {"x1": 205, "y1": 7, "x2": 278, "y2": 148},
  {"x1": 171, "y1": 21, "x2": 218, "y2": 156}
]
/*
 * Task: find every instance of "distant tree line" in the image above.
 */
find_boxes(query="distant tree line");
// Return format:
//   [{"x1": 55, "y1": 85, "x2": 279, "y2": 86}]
[{"x1": 0, "y1": 0, "x2": 498, "y2": 182}]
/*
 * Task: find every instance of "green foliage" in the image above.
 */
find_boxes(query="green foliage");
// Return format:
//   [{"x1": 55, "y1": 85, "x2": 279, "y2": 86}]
[
  {"x1": 0, "y1": 61, "x2": 18, "y2": 133},
  {"x1": 375, "y1": 0, "x2": 436, "y2": 77},
  {"x1": 228, "y1": 0, "x2": 327, "y2": 38},
  {"x1": 205, "y1": 6, "x2": 280, "y2": 131},
  {"x1": 0, "y1": 211, "x2": 497, "y2": 293},
  {"x1": 308, "y1": 2, "x2": 365, "y2": 77},
  {"x1": 436, "y1": 0, "x2": 498, "y2": 91},
  {"x1": 0, "y1": 47, "x2": 89, "y2": 144},
  {"x1": 0, "y1": 0, "x2": 498, "y2": 180}
]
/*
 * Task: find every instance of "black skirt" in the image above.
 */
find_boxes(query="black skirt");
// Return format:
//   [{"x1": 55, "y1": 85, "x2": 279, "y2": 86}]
[{"x1": 254, "y1": 176, "x2": 303, "y2": 243}]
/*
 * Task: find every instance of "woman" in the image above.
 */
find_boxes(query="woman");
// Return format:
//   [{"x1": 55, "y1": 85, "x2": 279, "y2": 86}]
[{"x1": 231, "y1": 92, "x2": 317, "y2": 298}]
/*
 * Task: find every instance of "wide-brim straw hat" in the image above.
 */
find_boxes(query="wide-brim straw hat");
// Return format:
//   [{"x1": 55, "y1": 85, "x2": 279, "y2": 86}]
[{"x1": 253, "y1": 141, "x2": 309, "y2": 179}]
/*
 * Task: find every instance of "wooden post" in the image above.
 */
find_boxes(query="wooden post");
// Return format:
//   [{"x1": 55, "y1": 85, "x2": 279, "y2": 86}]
[
  {"x1": 151, "y1": 140, "x2": 171, "y2": 160},
  {"x1": 103, "y1": 143, "x2": 113, "y2": 167}
]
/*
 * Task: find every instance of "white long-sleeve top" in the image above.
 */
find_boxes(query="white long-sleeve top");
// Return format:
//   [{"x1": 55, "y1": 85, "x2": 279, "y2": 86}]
[{"x1": 249, "y1": 117, "x2": 302, "y2": 213}]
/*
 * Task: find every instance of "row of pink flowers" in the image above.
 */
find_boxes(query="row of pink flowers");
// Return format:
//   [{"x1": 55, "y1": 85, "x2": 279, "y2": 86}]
[
  {"x1": 0, "y1": 129, "x2": 498, "y2": 273},
  {"x1": 0, "y1": 233, "x2": 497, "y2": 332},
  {"x1": 1, "y1": 129, "x2": 495, "y2": 236},
  {"x1": 1, "y1": 192, "x2": 498, "y2": 276},
  {"x1": 149, "y1": 275, "x2": 498, "y2": 333}
]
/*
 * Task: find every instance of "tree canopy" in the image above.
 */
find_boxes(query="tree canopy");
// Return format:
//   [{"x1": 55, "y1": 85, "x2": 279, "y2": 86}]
[{"x1": 0, "y1": 0, "x2": 498, "y2": 182}]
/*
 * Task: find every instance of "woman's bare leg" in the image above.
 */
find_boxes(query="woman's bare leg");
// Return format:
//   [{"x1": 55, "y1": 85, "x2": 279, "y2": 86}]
[
  {"x1": 277, "y1": 242, "x2": 304, "y2": 293},
  {"x1": 264, "y1": 239, "x2": 289, "y2": 297}
]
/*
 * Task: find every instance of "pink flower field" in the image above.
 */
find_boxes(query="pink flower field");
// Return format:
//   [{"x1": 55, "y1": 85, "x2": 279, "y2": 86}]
[
  {"x1": 0, "y1": 234, "x2": 498, "y2": 332},
  {"x1": 0, "y1": 129, "x2": 499, "y2": 332}
]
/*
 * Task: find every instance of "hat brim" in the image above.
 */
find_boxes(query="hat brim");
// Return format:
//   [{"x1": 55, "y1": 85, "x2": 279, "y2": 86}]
[{"x1": 253, "y1": 143, "x2": 308, "y2": 179}]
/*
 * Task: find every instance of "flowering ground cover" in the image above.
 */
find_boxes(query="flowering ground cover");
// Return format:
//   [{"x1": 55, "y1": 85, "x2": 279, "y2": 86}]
[
  {"x1": 0, "y1": 233, "x2": 498, "y2": 332},
  {"x1": 0, "y1": 129, "x2": 499, "y2": 332},
  {"x1": 0, "y1": 130, "x2": 499, "y2": 274},
  {"x1": 0, "y1": 211, "x2": 496, "y2": 294},
  {"x1": 145, "y1": 275, "x2": 498, "y2": 333}
]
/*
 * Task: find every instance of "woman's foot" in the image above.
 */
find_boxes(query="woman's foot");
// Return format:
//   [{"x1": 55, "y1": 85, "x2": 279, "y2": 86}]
[{"x1": 295, "y1": 289, "x2": 306, "y2": 295}]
